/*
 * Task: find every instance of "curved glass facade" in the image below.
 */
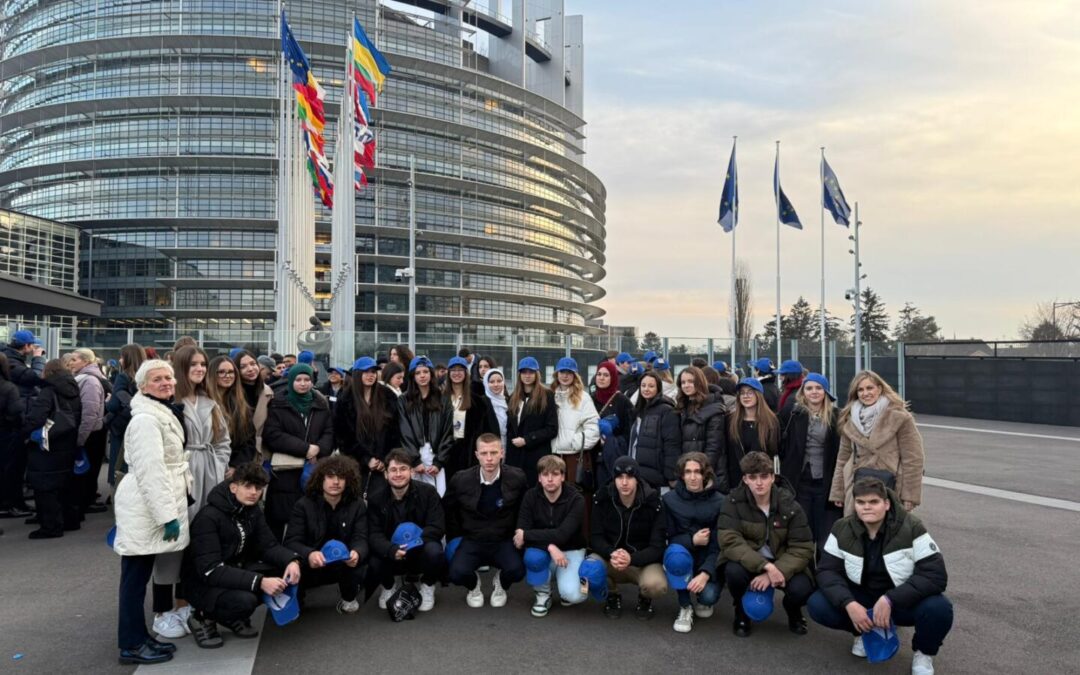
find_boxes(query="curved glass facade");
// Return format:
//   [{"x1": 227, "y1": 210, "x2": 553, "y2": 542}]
[{"x1": 0, "y1": 0, "x2": 606, "y2": 337}]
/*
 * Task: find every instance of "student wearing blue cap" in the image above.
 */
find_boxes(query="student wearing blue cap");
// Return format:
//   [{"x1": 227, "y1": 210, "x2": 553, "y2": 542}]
[
  {"x1": 613, "y1": 352, "x2": 640, "y2": 397},
  {"x1": 285, "y1": 455, "x2": 368, "y2": 614},
  {"x1": 444, "y1": 433, "x2": 528, "y2": 608},
  {"x1": 549, "y1": 357, "x2": 600, "y2": 501},
  {"x1": 724, "y1": 378, "x2": 779, "y2": 487},
  {"x1": 779, "y1": 373, "x2": 842, "y2": 555},
  {"x1": 776, "y1": 360, "x2": 805, "y2": 414},
  {"x1": 317, "y1": 366, "x2": 347, "y2": 413},
  {"x1": 748, "y1": 358, "x2": 781, "y2": 411},
  {"x1": 2, "y1": 329, "x2": 45, "y2": 406},
  {"x1": 1, "y1": 330, "x2": 45, "y2": 518},
  {"x1": 398, "y1": 356, "x2": 454, "y2": 487},
  {"x1": 505, "y1": 357, "x2": 558, "y2": 486},
  {"x1": 443, "y1": 356, "x2": 498, "y2": 482},
  {"x1": 809, "y1": 477, "x2": 952, "y2": 675},
  {"x1": 367, "y1": 449, "x2": 445, "y2": 612},
  {"x1": 0, "y1": 352, "x2": 23, "y2": 533},
  {"x1": 514, "y1": 454, "x2": 587, "y2": 616},
  {"x1": 183, "y1": 462, "x2": 302, "y2": 648},
  {"x1": 334, "y1": 357, "x2": 400, "y2": 497},
  {"x1": 718, "y1": 451, "x2": 815, "y2": 638}
]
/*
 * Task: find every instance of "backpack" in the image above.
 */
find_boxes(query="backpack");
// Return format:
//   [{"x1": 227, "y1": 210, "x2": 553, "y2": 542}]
[{"x1": 30, "y1": 390, "x2": 78, "y2": 452}]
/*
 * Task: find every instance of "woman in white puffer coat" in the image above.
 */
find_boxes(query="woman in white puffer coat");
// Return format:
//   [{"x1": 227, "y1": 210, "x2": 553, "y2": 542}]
[
  {"x1": 549, "y1": 358, "x2": 600, "y2": 484},
  {"x1": 113, "y1": 359, "x2": 191, "y2": 665}
]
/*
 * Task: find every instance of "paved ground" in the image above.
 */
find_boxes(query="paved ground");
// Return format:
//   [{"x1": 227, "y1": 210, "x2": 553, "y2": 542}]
[{"x1": 2, "y1": 414, "x2": 1078, "y2": 674}]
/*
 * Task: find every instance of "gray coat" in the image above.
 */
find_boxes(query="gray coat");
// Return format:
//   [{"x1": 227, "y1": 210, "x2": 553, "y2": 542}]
[{"x1": 181, "y1": 393, "x2": 231, "y2": 519}]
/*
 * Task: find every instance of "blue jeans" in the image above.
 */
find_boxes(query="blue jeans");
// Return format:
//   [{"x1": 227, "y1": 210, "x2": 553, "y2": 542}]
[
  {"x1": 807, "y1": 590, "x2": 954, "y2": 656},
  {"x1": 677, "y1": 578, "x2": 721, "y2": 608},
  {"x1": 532, "y1": 549, "x2": 587, "y2": 604}
]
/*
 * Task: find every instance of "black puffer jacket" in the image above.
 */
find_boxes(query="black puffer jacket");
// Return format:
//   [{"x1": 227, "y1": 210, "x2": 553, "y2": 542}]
[
  {"x1": 590, "y1": 479, "x2": 666, "y2": 567},
  {"x1": 367, "y1": 480, "x2": 445, "y2": 559},
  {"x1": 0, "y1": 372, "x2": 25, "y2": 447},
  {"x1": 778, "y1": 405, "x2": 841, "y2": 491},
  {"x1": 285, "y1": 493, "x2": 368, "y2": 562},
  {"x1": 397, "y1": 394, "x2": 454, "y2": 469},
  {"x1": 760, "y1": 374, "x2": 780, "y2": 412},
  {"x1": 23, "y1": 373, "x2": 82, "y2": 482},
  {"x1": 261, "y1": 390, "x2": 334, "y2": 462},
  {"x1": 629, "y1": 396, "x2": 682, "y2": 489},
  {"x1": 1, "y1": 344, "x2": 44, "y2": 408},
  {"x1": 334, "y1": 387, "x2": 400, "y2": 467},
  {"x1": 663, "y1": 480, "x2": 725, "y2": 578},
  {"x1": 444, "y1": 464, "x2": 528, "y2": 542},
  {"x1": 678, "y1": 394, "x2": 729, "y2": 493},
  {"x1": 445, "y1": 392, "x2": 498, "y2": 479},
  {"x1": 182, "y1": 481, "x2": 301, "y2": 608},
  {"x1": 517, "y1": 484, "x2": 586, "y2": 551}
]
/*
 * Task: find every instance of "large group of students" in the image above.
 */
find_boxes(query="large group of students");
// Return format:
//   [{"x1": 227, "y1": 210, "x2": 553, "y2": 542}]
[{"x1": 0, "y1": 331, "x2": 953, "y2": 673}]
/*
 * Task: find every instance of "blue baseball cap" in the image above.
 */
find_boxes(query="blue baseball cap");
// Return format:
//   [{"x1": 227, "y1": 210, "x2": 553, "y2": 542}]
[
  {"x1": 264, "y1": 584, "x2": 300, "y2": 626},
  {"x1": 778, "y1": 359, "x2": 803, "y2": 375},
  {"x1": 578, "y1": 557, "x2": 608, "y2": 601},
  {"x1": 663, "y1": 544, "x2": 694, "y2": 590},
  {"x1": 652, "y1": 358, "x2": 670, "y2": 372},
  {"x1": 643, "y1": 351, "x2": 658, "y2": 363},
  {"x1": 736, "y1": 377, "x2": 764, "y2": 394},
  {"x1": 327, "y1": 366, "x2": 346, "y2": 377},
  {"x1": 352, "y1": 356, "x2": 378, "y2": 372},
  {"x1": 803, "y1": 373, "x2": 836, "y2": 401},
  {"x1": 555, "y1": 357, "x2": 578, "y2": 373},
  {"x1": 10, "y1": 329, "x2": 35, "y2": 346},
  {"x1": 229, "y1": 347, "x2": 244, "y2": 360},
  {"x1": 320, "y1": 539, "x2": 350, "y2": 564},
  {"x1": 391, "y1": 522, "x2": 424, "y2": 552},
  {"x1": 629, "y1": 362, "x2": 644, "y2": 376},
  {"x1": 712, "y1": 361, "x2": 728, "y2": 373},
  {"x1": 524, "y1": 547, "x2": 552, "y2": 586},
  {"x1": 863, "y1": 608, "x2": 900, "y2": 663},
  {"x1": 299, "y1": 461, "x2": 316, "y2": 490},
  {"x1": 447, "y1": 356, "x2": 470, "y2": 370},
  {"x1": 297, "y1": 350, "x2": 315, "y2": 365},
  {"x1": 408, "y1": 355, "x2": 433, "y2": 372},
  {"x1": 73, "y1": 448, "x2": 90, "y2": 475},
  {"x1": 748, "y1": 357, "x2": 773, "y2": 374},
  {"x1": 106, "y1": 525, "x2": 117, "y2": 549},
  {"x1": 518, "y1": 356, "x2": 540, "y2": 372},
  {"x1": 615, "y1": 352, "x2": 634, "y2": 365},
  {"x1": 742, "y1": 586, "x2": 775, "y2": 622},
  {"x1": 445, "y1": 536, "x2": 463, "y2": 563}
]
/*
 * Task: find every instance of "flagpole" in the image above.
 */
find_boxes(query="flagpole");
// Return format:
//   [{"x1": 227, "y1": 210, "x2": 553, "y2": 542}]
[
  {"x1": 729, "y1": 136, "x2": 738, "y2": 372},
  {"x1": 853, "y1": 202, "x2": 863, "y2": 372},
  {"x1": 820, "y1": 147, "x2": 826, "y2": 378},
  {"x1": 774, "y1": 140, "x2": 782, "y2": 370}
]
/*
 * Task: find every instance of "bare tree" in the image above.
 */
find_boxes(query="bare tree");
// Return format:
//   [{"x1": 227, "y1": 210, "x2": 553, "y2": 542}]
[
  {"x1": 734, "y1": 259, "x2": 754, "y2": 345},
  {"x1": 1019, "y1": 301, "x2": 1078, "y2": 340}
]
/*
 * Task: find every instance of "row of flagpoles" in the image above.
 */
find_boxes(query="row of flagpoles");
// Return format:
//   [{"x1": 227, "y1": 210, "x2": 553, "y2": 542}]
[{"x1": 717, "y1": 139, "x2": 855, "y2": 373}]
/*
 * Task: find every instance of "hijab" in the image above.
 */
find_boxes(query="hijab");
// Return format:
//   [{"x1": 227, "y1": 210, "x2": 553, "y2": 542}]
[
  {"x1": 483, "y1": 367, "x2": 509, "y2": 446},
  {"x1": 594, "y1": 361, "x2": 620, "y2": 407},
  {"x1": 287, "y1": 364, "x2": 315, "y2": 417}
]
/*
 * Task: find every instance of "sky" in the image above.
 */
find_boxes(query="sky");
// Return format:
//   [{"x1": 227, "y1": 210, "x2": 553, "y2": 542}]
[{"x1": 564, "y1": 0, "x2": 1080, "y2": 340}]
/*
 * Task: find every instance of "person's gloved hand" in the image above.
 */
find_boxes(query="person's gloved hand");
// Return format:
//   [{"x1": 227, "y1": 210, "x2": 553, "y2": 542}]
[
  {"x1": 163, "y1": 519, "x2": 181, "y2": 542},
  {"x1": 598, "y1": 418, "x2": 615, "y2": 439}
]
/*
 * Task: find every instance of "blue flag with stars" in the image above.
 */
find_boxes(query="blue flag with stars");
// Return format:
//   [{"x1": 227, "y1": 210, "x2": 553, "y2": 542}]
[
  {"x1": 822, "y1": 156, "x2": 851, "y2": 227},
  {"x1": 774, "y1": 155, "x2": 802, "y2": 230},
  {"x1": 718, "y1": 142, "x2": 738, "y2": 233}
]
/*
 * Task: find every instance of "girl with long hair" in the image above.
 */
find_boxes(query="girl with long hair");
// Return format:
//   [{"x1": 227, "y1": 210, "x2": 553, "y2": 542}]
[
  {"x1": 232, "y1": 349, "x2": 274, "y2": 462},
  {"x1": 334, "y1": 357, "x2": 399, "y2": 496},
  {"x1": 549, "y1": 358, "x2": 600, "y2": 489},
  {"x1": 506, "y1": 357, "x2": 558, "y2": 486},
  {"x1": 629, "y1": 371, "x2": 682, "y2": 490},
  {"x1": 676, "y1": 366, "x2": 729, "y2": 493},
  {"x1": 443, "y1": 356, "x2": 496, "y2": 481},
  {"x1": 105, "y1": 343, "x2": 146, "y2": 486},
  {"x1": 206, "y1": 354, "x2": 256, "y2": 470},
  {"x1": 397, "y1": 356, "x2": 453, "y2": 487},
  {"x1": 724, "y1": 378, "x2": 779, "y2": 486}
]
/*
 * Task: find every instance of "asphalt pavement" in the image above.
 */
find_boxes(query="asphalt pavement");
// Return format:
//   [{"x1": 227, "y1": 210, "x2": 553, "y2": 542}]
[{"x1": 1, "y1": 414, "x2": 1078, "y2": 674}]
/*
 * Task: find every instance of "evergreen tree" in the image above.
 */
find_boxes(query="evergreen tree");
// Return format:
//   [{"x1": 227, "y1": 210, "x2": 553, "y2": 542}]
[
  {"x1": 812, "y1": 306, "x2": 849, "y2": 346},
  {"x1": 639, "y1": 331, "x2": 663, "y2": 353},
  {"x1": 848, "y1": 287, "x2": 890, "y2": 344},
  {"x1": 893, "y1": 302, "x2": 943, "y2": 342}
]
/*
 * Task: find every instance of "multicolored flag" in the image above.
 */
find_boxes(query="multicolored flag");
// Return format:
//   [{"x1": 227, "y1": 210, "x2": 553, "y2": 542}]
[
  {"x1": 351, "y1": 17, "x2": 391, "y2": 188},
  {"x1": 281, "y1": 10, "x2": 333, "y2": 208}
]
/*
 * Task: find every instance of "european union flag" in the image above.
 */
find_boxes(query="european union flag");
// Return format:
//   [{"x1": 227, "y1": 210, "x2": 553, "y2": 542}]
[
  {"x1": 281, "y1": 10, "x2": 311, "y2": 82},
  {"x1": 822, "y1": 156, "x2": 851, "y2": 227},
  {"x1": 774, "y1": 156, "x2": 802, "y2": 230},
  {"x1": 718, "y1": 142, "x2": 738, "y2": 233}
]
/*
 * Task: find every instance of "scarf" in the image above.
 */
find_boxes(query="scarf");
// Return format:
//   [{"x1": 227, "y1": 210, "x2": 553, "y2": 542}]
[
  {"x1": 594, "y1": 361, "x2": 619, "y2": 407},
  {"x1": 483, "y1": 368, "x2": 509, "y2": 446},
  {"x1": 851, "y1": 396, "x2": 889, "y2": 436},
  {"x1": 778, "y1": 377, "x2": 803, "y2": 412},
  {"x1": 286, "y1": 364, "x2": 315, "y2": 418},
  {"x1": 241, "y1": 379, "x2": 261, "y2": 409}
]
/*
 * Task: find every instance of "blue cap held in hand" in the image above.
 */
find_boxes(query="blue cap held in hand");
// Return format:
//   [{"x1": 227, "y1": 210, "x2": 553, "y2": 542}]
[
  {"x1": 518, "y1": 356, "x2": 540, "y2": 372},
  {"x1": 736, "y1": 377, "x2": 764, "y2": 395},
  {"x1": 598, "y1": 417, "x2": 616, "y2": 438},
  {"x1": 73, "y1": 448, "x2": 90, "y2": 475},
  {"x1": 300, "y1": 461, "x2": 316, "y2": 490},
  {"x1": 578, "y1": 557, "x2": 608, "y2": 601},
  {"x1": 263, "y1": 584, "x2": 300, "y2": 626},
  {"x1": 106, "y1": 525, "x2": 117, "y2": 549},
  {"x1": 524, "y1": 547, "x2": 552, "y2": 586},
  {"x1": 392, "y1": 522, "x2": 424, "y2": 552},
  {"x1": 320, "y1": 539, "x2": 350, "y2": 564},
  {"x1": 663, "y1": 544, "x2": 694, "y2": 590},
  {"x1": 445, "y1": 536, "x2": 463, "y2": 563},
  {"x1": 863, "y1": 608, "x2": 900, "y2": 662},
  {"x1": 555, "y1": 357, "x2": 578, "y2": 373},
  {"x1": 741, "y1": 586, "x2": 775, "y2": 622}
]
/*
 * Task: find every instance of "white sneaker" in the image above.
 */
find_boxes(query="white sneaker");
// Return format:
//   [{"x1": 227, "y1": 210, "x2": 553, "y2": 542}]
[
  {"x1": 852, "y1": 635, "x2": 867, "y2": 658},
  {"x1": 911, "y1": 651, "x2": 935, "y2": 675},
  {"x1": 531, "y1": 591, "x2": 552, "y2": 617},
  {"x1": 694, "y1": 603, "x2": 714, "y2": 619},
  {"x1": 378, "y1": 578, "x2": 401, "y2": 610},
  {"x1": 466, "y1": 573, "x2": 485, "y2": 608},
  {"x1": 419, "y1": 583, "x2": 436, "y2": 612},
  {"x1": 336, "y1": 598, "x2": 360, "y2": 614},
  {"x1": 175, "y1": 606, "x2": 192, "y2": 625},
  {"x1": 153, "y1": 611, "x2": 187, "y2": 639},
  {"x1": 673, "y1": 606, "x2": 694, "y2": 633},
  {"x1": 489, "y1": 571, "x2": 507, "y2": 608}
]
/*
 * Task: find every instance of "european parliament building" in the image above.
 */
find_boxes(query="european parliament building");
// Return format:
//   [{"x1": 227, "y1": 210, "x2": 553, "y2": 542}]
[{"x1": 0, "y1": 0, "x2": 607, "y2": 342}]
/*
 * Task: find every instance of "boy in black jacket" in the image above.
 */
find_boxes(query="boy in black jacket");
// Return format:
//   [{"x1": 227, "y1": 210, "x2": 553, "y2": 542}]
[
  {"x1": 367, "y1": 449, "x2": 446, "y2": 612},
  {"x1": 444, "y1": 433, "x2": 527, "y2": 609},
  {"x1": 285, "y1": 455, "x2": 368, "y2": 614},
  {"x1": 183, "y1": 463, "x2": 301, "y2": 648},
  {"x1": 589, "y1": 456, "x2": 668, "y2": 621}
]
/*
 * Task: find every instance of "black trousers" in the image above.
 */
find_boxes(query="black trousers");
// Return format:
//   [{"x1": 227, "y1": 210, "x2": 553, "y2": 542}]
[
  {"x1": 76, "y1": 428, "x2": 108, "y2": 510},
  {"x1": 0, "y1": 437, "x2": 29, "y2": 510},
  {"x1": 725, "y1": 563, "x2": 815, "y2": 616},
  {"x1": 29, "y1": 470, "x2": 79, "y2": 535},
  {"x1": 370, "y1": 541, "x2": 444, "y2": 588},
  {"x1": 796, "y1": 466, "x2": 841, "y2": 557},
  {"x1": 447, "y1": 539, "x2": 525, "y2": 590},
  {"x1": 118, "y1": 555, "x2": 156, "y2": 649},
  {"x1": 203, "y1": 590, "x2": 262, "y2": 624},
  {"x1": 301, "y1": 564, "x2": 366, "y2": 601}
]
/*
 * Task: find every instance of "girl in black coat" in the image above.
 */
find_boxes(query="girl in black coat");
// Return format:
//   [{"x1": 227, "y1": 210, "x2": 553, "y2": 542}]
[
  {"x1": 334, "y1": 358, "x2": 399, "y2": 497},
  {"x1": 628, "y1": 372, "x2": 682, "y2": 490},
  {"x1": 778, "y1": 374, "x2": 842, "y2": 553},
  {"x1": 22, "y1": 360, "x2": 82, "y2": 538},
  {"x1": 262, "y1": 364, "x2": 334, "y2": 540},
  {"x1": 724, "y1": 379, "x2": 780, "y2": 488},
  {"x1": 0, "y1": 352, "x2": 25, "y2": 524},
  {"x1": 443, "y1": 357, "x2": 497, "y2": 482},
  {"x1": 397, "y1": 357, "x2": 454, "y2": 481},
  {"x1": 676, "y1": 366, "x2": 730, "y2": 493},
  {"x1": 505, "y1": 358, "x2": 558, "y2": 486}
]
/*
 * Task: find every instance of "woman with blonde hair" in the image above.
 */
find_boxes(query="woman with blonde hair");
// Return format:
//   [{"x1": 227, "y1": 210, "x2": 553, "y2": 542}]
[
  {"x1": 723, "y1": 379, "x2": 779, "y2": 487},
  {"x1": 549, "y1": 357, "x2": 600, "y2": 492},
  {"x1": 829, "y1": 370, "x2": 924, "y2": 514}
]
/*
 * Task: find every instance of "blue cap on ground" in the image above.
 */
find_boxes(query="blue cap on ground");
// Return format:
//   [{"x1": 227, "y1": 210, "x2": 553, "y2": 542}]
[
  {"x1": 663, "y1": 544, "x2": 694, "y2": 590},
  {"x1": 577, "y1": 557, "x2": 608, "y2": 601},
  {"x1": 518, "y1": 356, "x2": 540, "y2": 372},
  {"x1": 445, "y1": 536, "x2": 463, "y2": 563},
  {"x1": 73, "y1": 448, "x2": 90, "y2": 475},
  {"x1": 652, "y1": 358, "x2": 670, "y2": 371},
  {"x1": 863, "y1": 608, "x2": 900, "y2": 663},
  {"x1": 712, "y1": 361, "x2": 728, "y2": 373},
  {"x1": 297, "y1": 350, "x2": 315, "y2": 365},
  {"x1": 615, "y1": 352, "x2": 634, "y2": 365},
  {"x1": 391, "y1": 522, "x2": 424, "y2": 552},
  {"x1": 263, "y1": 584, "x2": 300, "y2": 626},
  {"x1": 803, "y1": 373, "x2": 837, "y2": 401},
  {"x1": 106, "y1": 525, "x2": 117, "y2": 549},
  {"x1": 524, "y1": 547, "x2": 552, "y2": 586},
  {"x1": 10, "y1": 329, "x2": 35, "y2": 346},
  {"x1": 447, "y1": 356, "x2": 470, "y2": 370},
  {"x1": 408, "y1": 355, "x2": 433, "y2": 372},
  {"x1": 299, "y1": 461, "x2": 316, "y2": 490},
  {"x1": 352, "y1": 356, "x2": 378, "y2": 372},
  {"x1": 736, "y1": 377, "x2": 764, "y2": 394},
  {"x1": 229, "y1": 347, "x2": 244, "y2": 360},
  {"x1": 742, "y1": 587, "x2": 775, "y2": 622},
  {"x1": 643, "y1": 351, "x2": 658, "y2": 363},
  {"x1": 320, "y1": 539, "x2": 350, "y2": 564},
  {"x1": 778, "y1": 359, "x2": 803, "y2": 375},
  {"x1": 749, "y1": 357, "x2": 773, "y2": 374},
  {"x1": 555, "y1": 357, "x2": 578, "y2": 373}
]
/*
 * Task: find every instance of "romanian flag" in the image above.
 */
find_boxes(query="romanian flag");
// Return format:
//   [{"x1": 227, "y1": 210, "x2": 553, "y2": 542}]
[{"x1": 282, "y1": 11, "x2": 333, "y2": 208}]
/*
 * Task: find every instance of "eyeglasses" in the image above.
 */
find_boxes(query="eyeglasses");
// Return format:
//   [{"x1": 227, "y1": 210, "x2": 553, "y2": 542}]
[{"x1": 216, "y1": 370, "x2": 236, "y2": 377}]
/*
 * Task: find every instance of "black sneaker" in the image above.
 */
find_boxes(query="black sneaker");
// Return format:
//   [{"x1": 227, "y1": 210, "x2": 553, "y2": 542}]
[
  {"x1": 188, "y1": 614, "x2": 224, "y2": 649},
  {"x1": 604, "y1": 593, "x2": 623, "y2": 619},
  {"x1": 733, "y1": 607, "x2": 752, "y2": 637},
  {"x1": 28, "y1": 529, "x2": 62, "y2": 539},
  {"x1": 787, "y1": 609, "x2": 808, "y2": 635},
  {"x1": 221, "y1": 619, "x2": 259, "y2": 639},
  {"x1": 118, "y1": 642, "x2": 173, "y2": 665},
  {"x1": 634, "y1": 595, "x2": 654, "y2": 621}
]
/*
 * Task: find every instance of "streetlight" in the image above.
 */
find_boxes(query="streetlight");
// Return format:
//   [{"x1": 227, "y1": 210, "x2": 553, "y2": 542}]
[{"x1": 847, "y1": 204, "x2": 864, "y2": 371}]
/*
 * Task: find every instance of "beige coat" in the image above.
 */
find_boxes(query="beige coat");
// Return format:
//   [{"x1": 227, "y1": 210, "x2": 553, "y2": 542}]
[
  {"x1": 251, "y1": 383, "x2": 274, "y2": 460},
  {"x1": 829, "y1": 404, "x2": 925, "y2": 514}
]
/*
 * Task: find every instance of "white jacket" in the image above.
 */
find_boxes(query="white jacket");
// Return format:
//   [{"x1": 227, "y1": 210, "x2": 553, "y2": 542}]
[
  {"x1": 182, "y1": 394, "x2": 231, "y2": 518},
  {"x1": 113, "y1": 393, "x2": 191, "y2": 556},
  {"x1": 550, "y1": 387, "x2": 600, "y2": 455}
]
